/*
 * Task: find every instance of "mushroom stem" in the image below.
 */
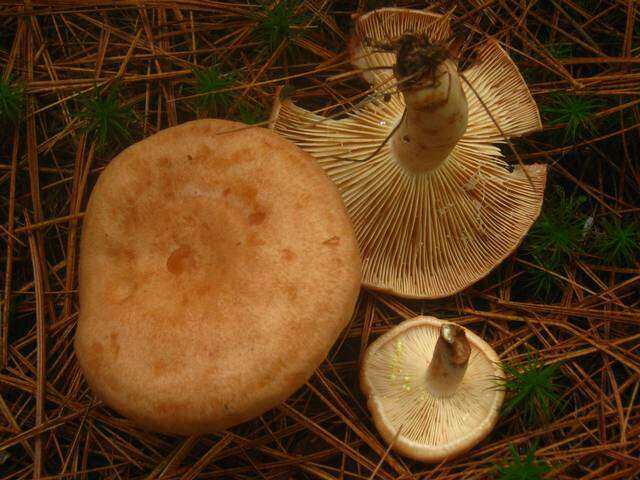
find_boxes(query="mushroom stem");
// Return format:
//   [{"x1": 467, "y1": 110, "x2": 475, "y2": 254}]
[
  {"x1": 425, "y1": 323, "x2": 471, "y2": 397},
  {"x1": 390, "y1": 36, "x2": 468, "y2": 174}
]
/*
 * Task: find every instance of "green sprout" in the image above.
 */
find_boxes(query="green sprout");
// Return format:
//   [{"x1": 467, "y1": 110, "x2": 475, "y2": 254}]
[
  {"x1": 522, "y1": 258, "x2": 560, "y2": 300},
  {"x1": 499, "y1": 354, "x2": 562, "y2": 425},
  {"x1": 495, "y1": 443, "x2": 551, "y2": 480},
  {"x1": 189, "y1": 65, "x2": 235, "y2": 117},
  {"x1": 522, "y1": 186, "x2": 588, "y2": 298},
  {"x1": 544, "y1": 42, "x2": 572, "y2": 59},
  {"x1": 253, "y1": 1, "x2": 310, "y2": 55},
  {"x1": 542, "y1": 94, "x2": 603, "y2": 142},
  {"x1": 592, "y1": 217, "x2": 640, "y2": 266},
  {"x1": 237, "y1": 103, "x2": 264, "y2": 125},
  {"x1": 520, "y1": 67, "x2": 541, "y2": 84},
  {"x1": 522, "y1": 186, "x2": 587, "y2": 298},
  {"x1": 77, "y1": 85, "x2": 135, "y2": 150},
  {"x1": 0, "y1": 77, "x2": 24, "y2": 128},
  {"x1": 527, "y1": 186, "x2": 588, "y2": 263}
]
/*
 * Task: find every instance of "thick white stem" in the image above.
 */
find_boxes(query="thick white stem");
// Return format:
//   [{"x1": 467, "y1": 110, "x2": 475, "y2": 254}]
[
  {"x1": 425, "y1": 323, "x2": 470, "y2": 398},
  {"x1": 391, "y1": 60, "x2": 468, "y2": 174}
]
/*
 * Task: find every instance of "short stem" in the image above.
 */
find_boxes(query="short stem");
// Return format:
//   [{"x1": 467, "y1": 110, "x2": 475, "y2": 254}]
[
  {"x1": 390, "y1": 37, "x2": 468, "y2": 174},
  {"x1": 425, "y1": 323, "x2": 471, "y2": 397}
]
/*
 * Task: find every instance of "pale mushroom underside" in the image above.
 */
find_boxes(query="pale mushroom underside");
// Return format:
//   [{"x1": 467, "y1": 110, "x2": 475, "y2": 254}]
[
  {"x1": 361, "y1": 317, "x2": 504, "y2": 461},
  {"x1": 271, "y1": 8, "x2": 546, "y2": 299}
]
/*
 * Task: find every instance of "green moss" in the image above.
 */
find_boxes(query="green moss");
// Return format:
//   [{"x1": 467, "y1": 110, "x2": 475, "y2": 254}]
[
  {"x1": 499, "y1": 354, "x2": 562, "y2": 425},
  {"x1": 495, "y1": 443, "x2": 551, "y2": 480},
  {"x1": 252, "y1": 1, "x2": 310, "y2": 55},
  {"x1": 189, "y1": 65, "x2": 235, "y2": 117},
  {"x1": 591, "y1": 217, "x2": 640, "y2": 266},
  {"x1": 0, "y1": 77, "x2": 24, "y2": 128},
  {"x1": 544, "y1": 42, "x2": 573, "y2": 59},
  {"x1": 236, "y1": 104, "x2": 265, "y2": 125},
  {"x1": 522, "y1": 186, "x2": 587, "y2": 299},
  {"x1": 542, "y1": 94, "x2": 603, "y2": 142},
  {"x1": 76, "y1": 85, "x2": 135, "y2": 150}
]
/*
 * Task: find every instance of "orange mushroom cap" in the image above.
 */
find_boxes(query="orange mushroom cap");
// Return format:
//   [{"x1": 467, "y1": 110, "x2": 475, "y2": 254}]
[{"x1": 75, "y1": 119, "x2": 361, "y2": 434}]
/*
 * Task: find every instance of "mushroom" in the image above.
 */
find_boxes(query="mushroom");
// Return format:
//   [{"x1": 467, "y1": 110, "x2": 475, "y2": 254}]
[
  {"x1": 360, "y1": 316, "x2": 504, "y2": 462},
  {"x1": 74, "y1": 119, "x2": 362, "y2": 434},
  {"x1": 270, "y1": 8, "x2": 547, "y2": 298}
]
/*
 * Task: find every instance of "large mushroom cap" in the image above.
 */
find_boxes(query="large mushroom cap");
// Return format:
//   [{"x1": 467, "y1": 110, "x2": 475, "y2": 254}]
[
  {"x1": 361, "y1": 316, "x2": 504, "y2": 462},
  {"x1": 271, "y1": 8, "x2": 547, "y2": 299},
  {"x1": 75, "y1": 119, "x2": 361, "y2": 435}
]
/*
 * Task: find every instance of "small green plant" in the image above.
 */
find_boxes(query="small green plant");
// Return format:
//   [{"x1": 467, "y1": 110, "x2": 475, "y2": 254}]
[
  {"x1": 542, "y1": 94, "x2": 603, "y2": 141},
  {"x1": 0, "y1": 77, "x2": 24, "y2": 128},
  {"x1": 522, "y1": 186, "x2": 587, "y2": 298},
  {"x1": 189, "y1": 65, "x2": 235, "y2": 116},
  {"x1": 495, "y1": 443, "x2": 550, "y2": 480},
  {"x1": 77, "y1": 85, "x2": 135, "y2": 150},
  {"x1": 544, "y1": 42, "x2": 572, "y2": 59},
  {"x1": 499, "y1": 354, "x2": 562, "y2": 424},
  {"x1": 253, "y1": 1, "x2": 310, "y2": 54},
  {"x1": 522, "y1": 258, "x2": 559, "y2": 300},
  {"x1": 237, "y1": 103, "x2": 264, "y2": 125},
  {"x1": 591, "y1": 217, "x2": 640, "y2": 266}
]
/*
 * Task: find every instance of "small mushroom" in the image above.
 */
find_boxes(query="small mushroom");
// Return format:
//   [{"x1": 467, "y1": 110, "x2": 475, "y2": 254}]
[
  {"x1": 75, "y1": 119, "x2": 362, "y2": 434},
  {"x1": 271, "y1": 8, "x2": 547, "y2": 298},
  {"x1": 360, "y1": 316, "x2": 504, "y2": 462}
]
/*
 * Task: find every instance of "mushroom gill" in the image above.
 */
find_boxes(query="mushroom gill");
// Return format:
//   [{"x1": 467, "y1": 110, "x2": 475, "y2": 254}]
[
  {"x1": 270, "y1": 8, "x2": 547, "y2": 299},
  {"x1": 360, "y1": 316, "x2": 504, "y2": 462}
]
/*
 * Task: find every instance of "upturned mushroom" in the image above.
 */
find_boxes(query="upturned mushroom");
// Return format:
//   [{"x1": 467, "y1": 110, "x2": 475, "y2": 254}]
[
  {"x1": 360, "y1": 316, "x2": 504, "y2": 462},
  {"x1": 75, "y1": 119, "x2": 361, "y2": 434},
  {"x1": 270, "y1": 8, "x2": 547, "y2": 298}
]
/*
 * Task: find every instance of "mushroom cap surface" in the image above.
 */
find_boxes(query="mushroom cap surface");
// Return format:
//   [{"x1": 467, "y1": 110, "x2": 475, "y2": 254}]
[
  {"x1": 361, "y1": 316, "x2": 504, "y2": 462},
  {"x1": 271, "y1": 8, "x2": 547, "y2": 298},
  {"x1": 75, "y1": 119, "x2": 361, "y2": 435}
]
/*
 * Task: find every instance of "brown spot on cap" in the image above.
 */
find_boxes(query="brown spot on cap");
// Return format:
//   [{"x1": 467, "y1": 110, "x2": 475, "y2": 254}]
[
  {"x1": 153, "y1": 359, "x2": 167, "y2": 376},
  {"x1": 247, "y1": 232, "x2": 266, "y2": 246},
  {"x1": 286, "y1": 286, "x2": 298, "y2": 301},
  {"x1": 244, "y1": 186, "x2": 258, "y2": 201},
  {"x1": 195, "y1": 143, "x2": 211, "y2": 158},
  {"x1": 109, "y1": 332, "x2": 120, "y2": 357},
  {"x1": 132, "y1": 181, "x2": 144, "y2": 197},
  {"x1": 109, "y1": 280, "x2": 137, "y2": 304},
  {"x1": 88, "y1": 342, "x2": 105, "y2": 369},
  {"x1": 322, "y1": 236, "x2": 340, "y2": 246},
  {"x1": 166, "y1": 245, "x2": 195, "y2": 275},
  {"x1": 195, "y1": 284, "x2": 209, "y2": 297},
  {"x1": 281, "y1": 248, "x2": 296, "y2": 261},
  {"x1": 248, "y1": 211, "x2": 267, "y2": 225},
  {"x1": 161, "y1": 174, "x2": 176, "y2": 201}
]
